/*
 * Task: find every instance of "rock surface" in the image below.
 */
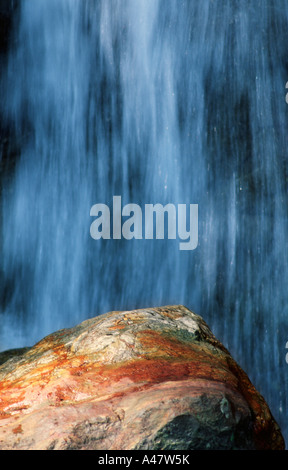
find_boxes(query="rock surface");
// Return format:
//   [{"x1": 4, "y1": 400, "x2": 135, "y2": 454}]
[{"x1": 0, "y1": 305, "x2": 284, "y2": 450}]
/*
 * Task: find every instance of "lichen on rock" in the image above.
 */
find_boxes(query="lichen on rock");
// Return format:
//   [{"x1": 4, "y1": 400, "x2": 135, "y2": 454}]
[{"x1": 0, "y1": 305, "x2": 285, "y2": 450}]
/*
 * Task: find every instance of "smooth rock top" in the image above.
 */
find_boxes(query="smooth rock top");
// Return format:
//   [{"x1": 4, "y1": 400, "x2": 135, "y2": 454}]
[{"x1": 0, "y1": 305, "x2": 285, "y2": 450}]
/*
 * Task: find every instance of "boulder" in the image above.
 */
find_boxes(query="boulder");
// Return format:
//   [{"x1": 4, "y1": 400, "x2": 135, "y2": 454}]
[{"x1": 0, "y1": 305, "x2": 285, "y2": 450}]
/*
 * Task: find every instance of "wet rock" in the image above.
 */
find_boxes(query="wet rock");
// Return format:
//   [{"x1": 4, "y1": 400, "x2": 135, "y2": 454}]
[
  {"x1": 0, "y1": 305, "x2": 284, "y2": 450},
  {"x1": 0, "y1": 347, "x2": 31, "y2": 366}
]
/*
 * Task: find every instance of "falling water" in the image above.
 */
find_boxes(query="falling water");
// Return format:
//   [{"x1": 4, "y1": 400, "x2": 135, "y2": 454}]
[{"x1": 0, "y1": 0, "x2": 288, "y2": 444}]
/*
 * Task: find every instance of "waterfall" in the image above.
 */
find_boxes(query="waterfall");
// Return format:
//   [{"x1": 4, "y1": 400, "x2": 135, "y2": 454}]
[{"x1": 1, "y1": 0, "x2": 288, "y2": 444}]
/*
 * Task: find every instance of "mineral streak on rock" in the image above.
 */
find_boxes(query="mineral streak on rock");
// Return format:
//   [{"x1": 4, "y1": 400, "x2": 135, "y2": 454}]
[{"x1": 0, "y1": 305, "x2": 285, "y2": 450}]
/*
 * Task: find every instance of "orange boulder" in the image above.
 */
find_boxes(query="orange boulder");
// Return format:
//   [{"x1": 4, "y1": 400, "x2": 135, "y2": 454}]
[{"x1": 0, "y1": 305, "x2": 284, "y2": 450}]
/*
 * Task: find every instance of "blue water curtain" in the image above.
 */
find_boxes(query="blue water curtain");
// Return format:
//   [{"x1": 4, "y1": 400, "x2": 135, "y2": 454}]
[{"x1": 0, "y1": 0, "x2": 288, "y2": 444}]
